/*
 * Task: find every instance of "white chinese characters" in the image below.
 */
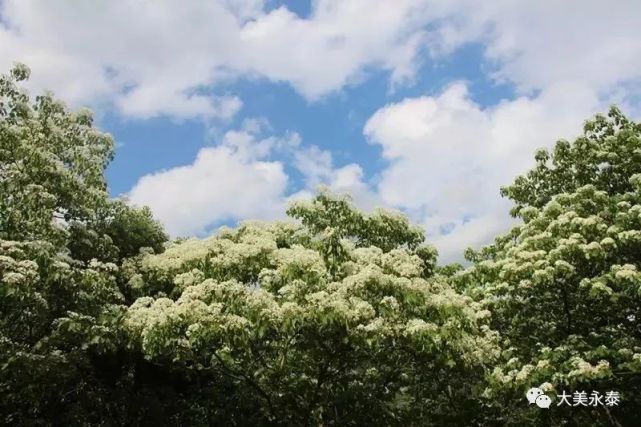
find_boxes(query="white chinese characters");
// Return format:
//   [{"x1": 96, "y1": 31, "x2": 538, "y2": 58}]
[{"x1": 557, "y1": 390, "x2": 619, "y2": 407}]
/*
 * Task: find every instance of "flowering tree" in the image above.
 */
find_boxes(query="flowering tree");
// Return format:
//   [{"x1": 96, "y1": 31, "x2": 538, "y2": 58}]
[
  {"x1": 458, "y1": 108, "x2": 641, "y2": 426},
  {"x1": 0, "y1": 65, "x2": 166, "y2": 425},
  {"x1": 123, "y1": 193, "x2": 499, "y2": 425}
]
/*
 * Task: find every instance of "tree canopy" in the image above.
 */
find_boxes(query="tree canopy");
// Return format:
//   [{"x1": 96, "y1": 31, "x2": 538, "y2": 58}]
[
  {"x1": 0, "y1": 64, "x2": 167, "y2": 425},
  {"x1": 460, "y1": 107, "x2": 641, "y2": 425},
  {"x1": 1, "y1": 64, "x2": 640, "y2": 426}
]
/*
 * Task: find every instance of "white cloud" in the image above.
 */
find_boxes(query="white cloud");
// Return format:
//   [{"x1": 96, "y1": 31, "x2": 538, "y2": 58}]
[
  {"x1": 222, "y1": 128, "x2": 300, "y2": 161},
  {"x1": 357, "y1": 0, "x2": 641, "y2": 261},
  {"x1": 241, "y1": 117, "x2": 272, "y2": 134},
  {"x1": 127, "y1": 127, "x2": 376, "y2": 237},
  {"x1": 2, "y1": 0, "x2": 640, "y2": 120},
  {"x1": 236, "y1": 0, "x2": 433, "y2": 98},
  {"x1": 293, "y1": 146, "x2": 333, "y2": 188},
  {"x1": 365, "y1": 81, "x2": 602, "y2": 262},
  {"x1": 116, "y1": 88, "x2": 242, "y2": 121},
  {"x1": 422, "y1": 1, "x2": 641, "y2": 89},
  {"x1": 0, "y1": 0, "x2": 247, "y2": 119},
  {"x1": 127, "y1": 129, "x2": 294, "y2": 236},
  {"x1": 0, "y1": 0, "x2": 436, "y2": 119}
]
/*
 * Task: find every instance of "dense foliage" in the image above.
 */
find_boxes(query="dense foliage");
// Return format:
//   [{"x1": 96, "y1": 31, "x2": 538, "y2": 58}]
[
  {"x1": 460, "y1": 109, "x2": 641, "y2": 426},
  {"x1": 0, "y1": 64, "x2": 168, "y2": 425},
  {"x1": 1, "y1": 64, "x2": 640, "y2": 426}
]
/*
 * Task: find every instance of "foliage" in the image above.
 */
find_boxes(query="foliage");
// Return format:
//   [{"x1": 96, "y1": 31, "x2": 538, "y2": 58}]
[
  {"x1": 501, "y1": 106, "x2": 641, "y2": 217},
  {"x1": 68, "y1": 200, "x2": 168, "y2": 263},
  {"x1": 458, "y1": 108, "x2": 641, "y2": 426},
  {"x1": 0, "y1": 64, "x2": 167, "y2": 425},
  {"x1": 123, "y1": 212, "x2": 494, "y2": 425}
]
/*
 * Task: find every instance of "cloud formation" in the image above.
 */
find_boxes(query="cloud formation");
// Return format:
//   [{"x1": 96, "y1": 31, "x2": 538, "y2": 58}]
[
  {"x1": 4, "y1": 0, "x2": 641, "y2": 261},
  {"x1": 127, "y1": 125, "x2": 370, "y2": 238},
  {"x1": 357, "y1": 0, "x2": 641, "y2": 261},
  {"x1": 0, "y1": 0, "x2": 434, "y2": 118},
  {"x1": 3, "y1": 0, "x2": 640, "y2": 119},
  {"x1": 438, "y1": 1, "x2": 641, "y2": 98},
  {"x1": 365, "y1": 82, "x2": 601, "y2": 261},
  {"x1": 127, "y1": 130, "x2": 290, "y2": 236}
]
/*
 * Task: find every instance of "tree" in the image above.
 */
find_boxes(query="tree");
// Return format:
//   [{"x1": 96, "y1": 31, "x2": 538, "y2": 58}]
[
  {"x1": 123, "y1": 194, "x2": 498, "y2": 425},
  {"x1": 0, "y1": 64, "x2": 114, "y2": 246},
  {"x1": 458, "y1": 108, "x2": 641, "y2": 426},
  {"x1": 501, "y1": 107, "x2": 641, "y2": 217},
  {"x1": 0, "y1": 64, "x2": 167, "y2": 425},
  {"x1": 67, "y1": 199, "x2": 168, "y2": 264}
]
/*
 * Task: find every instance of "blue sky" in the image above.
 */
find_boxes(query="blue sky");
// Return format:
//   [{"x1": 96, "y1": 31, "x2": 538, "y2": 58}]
[
  {"x1": 2, "y1": 0, "x2": 641, "y2": 261},
  {"x1": 105, "y1": 42, "x2": 511, "y2": 194}
]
